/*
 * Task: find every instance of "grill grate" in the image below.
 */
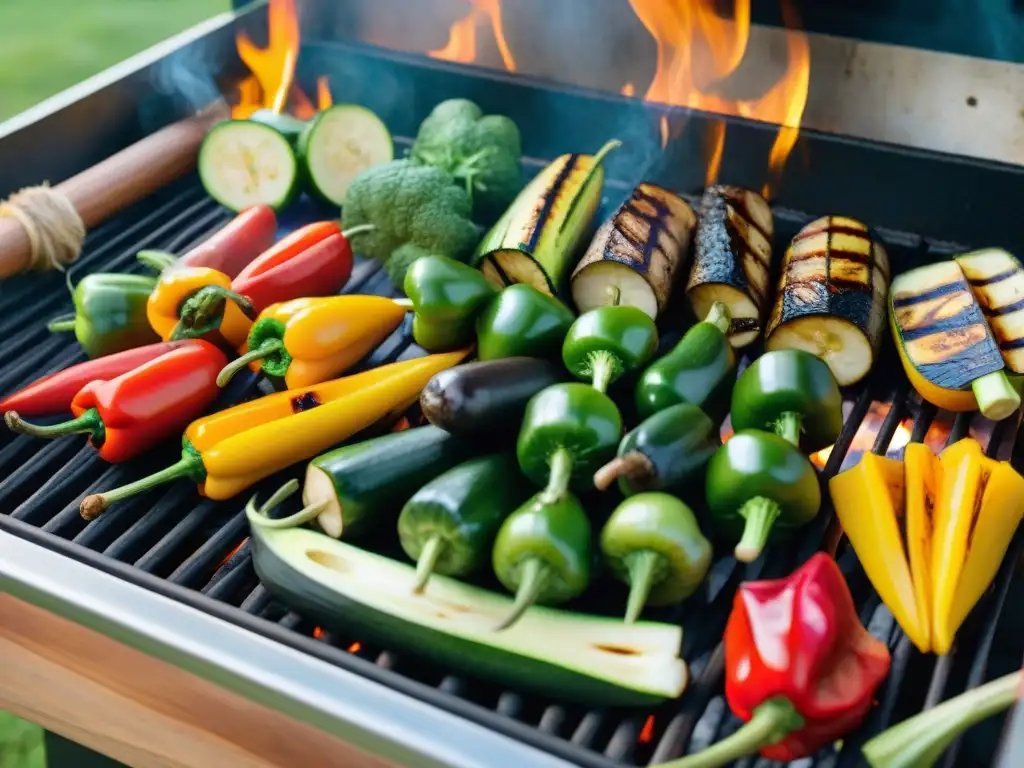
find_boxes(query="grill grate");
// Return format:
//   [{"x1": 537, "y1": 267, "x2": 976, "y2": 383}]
[{"x1": 1, "y1": 169, "x2": 1020, "y2": 768}]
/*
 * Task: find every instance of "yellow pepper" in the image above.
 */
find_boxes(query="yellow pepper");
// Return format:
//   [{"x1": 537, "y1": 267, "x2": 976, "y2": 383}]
[
  {"x1": 147, "y1": 265, "x2": 253, "y2": 348},
  {"x1": 79, "y1": 349, "x2": 469, "y2": 519},
  {"x1": 830, "y1": 437, "x2": 1024, "y2": 654}
]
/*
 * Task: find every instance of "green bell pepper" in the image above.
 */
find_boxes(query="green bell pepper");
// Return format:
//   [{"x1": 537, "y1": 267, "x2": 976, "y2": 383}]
[
  {"x1": 47, "y1": 273, "x2": 161, "y2": 359},
  {"x1": 562, "y1": 305, "x2": 658, "y2": 393},
  {"x1": 491, "y1": 491, "x2": 591, "y2": 631},
  {"x1": 600, "y1": 492, "x2": 712, "y2": 623},
  {"x1": 705, "y1": 429, "x2": 821, "y2": 562},
  {"x1": 475, "y1": 284, "x2": 575, "y2": 361},
  {"x1": 730, "y1": 349, "x2": 843, "y2": 452},
  {"x1": 635, "y1": 301, "x2": 736, "y2": 421},
  {"x1": 594, "y1": 403, "x2": 719, "y2": 497},
  {"x1": 516, "y1": 382, "x2": 622, "y2": 499},
  {"x1": 403, "y1": 254, "x2": 498, "y2": 351}
]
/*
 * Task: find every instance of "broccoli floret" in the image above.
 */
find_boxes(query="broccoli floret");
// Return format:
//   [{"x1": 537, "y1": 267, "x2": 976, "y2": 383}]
[
  {"x1": 411, "y1": 99, "x2": 522, "y2": 224},
  {"x1": 342, "y1": 159, "x2": 480, "y2": 287}
]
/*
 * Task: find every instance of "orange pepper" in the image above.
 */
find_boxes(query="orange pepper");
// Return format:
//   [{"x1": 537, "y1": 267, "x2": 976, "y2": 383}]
[{"x1": 146, "y1": 266, "x2": 253, "y2": 348}]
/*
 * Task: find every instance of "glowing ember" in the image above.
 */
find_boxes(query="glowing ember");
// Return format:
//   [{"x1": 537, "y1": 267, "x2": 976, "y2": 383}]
[
  {"x1": 215, "y1": 539, "x2": 247, "y2": 570},
  {"x1": 313, "y1": 627, "x2": 325, "y2": 639},
  {"x1": 348, "y1": 641, "x2": 362, "y2": 653},
  {"x1": 317, "y1": 76, "x2": 333, "y2": 110},
  {"x1": 621, "y1": 82, "x2": 636, "y2": 97},
  {"x1": 639, "y1": 715, "x2": 656, "y2": 744},
  {"x1": 430, "y1": 0, "x2": 516, "y2": 71}
]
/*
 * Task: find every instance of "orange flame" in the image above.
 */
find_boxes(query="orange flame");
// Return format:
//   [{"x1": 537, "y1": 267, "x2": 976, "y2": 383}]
[
  {"x1": 317, "y1": 76, "x2": 333, "y2": 110},
  {"x1": 348, "y1": 641, "x2": 362, "y2": 653},
  {"x1": 639, "y1": 715, "x2": 656, "y2": 744},
  {"x1": 621, "y1": 82, "x2": 636, "y2": 97},
  {"x1": 429, "y1": 0, "x2": 516, "y2": 71},
  {"x1": 313, "y1": 627, "x2": 324, "y2": 639}
]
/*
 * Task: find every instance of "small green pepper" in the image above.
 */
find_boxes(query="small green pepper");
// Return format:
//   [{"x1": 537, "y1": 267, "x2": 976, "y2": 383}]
[
  {"x1": 516, "y1": 383, "x2": 622, "y2": 496},
  {"x1": 562, "y1": 305, "x2": 658, "y2": 393},
  {"x1": 492, "y1": 491, "x2": 591, "y2": 630},
  {"x1": 594, "y1": 403, "x2": 719, "y2": 496},
  {"x1": 600, "y1": 493, "x2": 712, "y2": 623},
  {"x1": 403, "y1": 254, "x2": 498, "y2": 351},
  {"x1": 475, "y1": 284, "x2": 575, "y2": 361},
  {"x1": 397, "y1": 453, "x2": 528, "y2": 592},
  {"x1": 47, "y1": 274, "x2": 161, "y2": 359},
  {"x1": 705, "y1": 429, "x2": 821, "y2": 562},
  {"x1": 730, "y1": 349, "x2": 843, "y2": 451},
  {"x1": 635, "y1": 301, "x2": 736, "y2": 421}
]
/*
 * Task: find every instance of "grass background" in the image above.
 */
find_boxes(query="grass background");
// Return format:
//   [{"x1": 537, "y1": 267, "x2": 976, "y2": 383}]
[{"x1": 0, "y1": 4, "x2": 226, "y2": 763}]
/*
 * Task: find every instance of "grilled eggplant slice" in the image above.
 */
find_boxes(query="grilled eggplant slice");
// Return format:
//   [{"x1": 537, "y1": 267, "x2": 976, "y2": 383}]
[
  {"x1": 765, "y1": 216, "x2": 890, "y2": 386},
  {"x1": 890, "y1": 261, "x2": 1020, "y2": 420},
  {"x1": 686, "y1": 186, "x2": 773, "y2": 348},
  {"x1": 570, "y1": 183, "x2": 697, "y2": 319},
  {"x1": 955, "y1": 248, "x2": 1024, "y2": 383},
  {"x1": 475, "y1": 140, "x2": 621, "y2": 297}
]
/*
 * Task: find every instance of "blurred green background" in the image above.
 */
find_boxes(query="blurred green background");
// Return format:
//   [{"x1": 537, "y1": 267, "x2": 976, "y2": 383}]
[{"x1": 0, "y1": 2, "x2": 225, "y2": 762}]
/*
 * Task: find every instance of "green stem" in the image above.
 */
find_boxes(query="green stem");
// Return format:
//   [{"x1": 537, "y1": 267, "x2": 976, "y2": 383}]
[
  {"x1": 656, "y1": 698, "x2": 804, "y2": 768},
  {"x1": 46, "y1": 315, "x2": 77, "y2": 333},
  {"x1": 862, "y1": 670, "x2": 1021, "y2": 768},
  {"x1": 5, "y1": 408, "x2": 104, "y2": 444},
  {"x1": 341, "y1": 224, "x2": 376, "y2": 239},
  {"x1": 495, "y1": 558, "x2": 549, "y2": 632},
  {"x1": 172, "y1": 285, "x2": 254, "y2": 341},
  {"x1": 971, "y1": 370, "x2": 1021, "y2": 421},
  {"x1": 623, "y1": 550, "x2": 664, "y2": 624},
  {"x1": 590, "y1": 349, "x2": 620, "y2": 394},
  {"x1": 542, "y1": 447, "x2": 574, "y2": 504},
  {"x1": 217, "y1": 340, "x2": 285, "y2": 387},
  {"x1": 79, "y1": 445, "x2": 206, "y2": 520},
  {"x1": 136, "y1": 250, "x2": 178, "y2": 271},
  {"x1": 734, "y1": 496, "x2": 781, "y2": 562},
  {"x1": 245, "y1": 480, "x2": 328, "y2": 530},
  {"x1": 591, "y1": 139, "x2": 623, "y2": 168},
  {"x1": 774, "y1": 410, "x2": 802, "y2": 447},
  {"x1": 704, "y1": 301, "x2": 731, "y2": 334},
  {"x1": 413, "y1": 535, "x2": 444, "y2": 594}
]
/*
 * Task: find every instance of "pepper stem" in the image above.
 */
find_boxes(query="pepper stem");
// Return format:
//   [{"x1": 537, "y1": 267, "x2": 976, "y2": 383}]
[
  {"x1": 589, "y1": 349, "x2": 620, "y2": 394},
  {"x1": 171, "y1": 285, "x2": 254, "y2": 341},
  {"x1": 216, "y1": 340, "x2": 285, "y2": 387},
  {"x1": 593, "y1": 451, "x2": 654, "y2": 492},
  {"x1": 607, "y1": 285, "x2": 622, "y2": 307},
  {"x1": 862, "y1": 670, "x2": 1021, "y2": 768},
  {"x1": 46, "y1": 315, "x2": 77, "y2": 333},
  {"x1": 80, "y1": 445, "x2": 205, "y2": 520},
  {"x1": 494, "y1": 557, "x2": 549, "y2": 632},
  {"x1": 774, "y1": 410, "x2": 803, "y2": 447},
  {"x1": 341, "y1": 224, "x2": 376, "y2": 239},
  {"x1": 704, "y1": 301, "x2": 731, "y2": 334},
  {"x1": 624, "y1": 550, "x2": 664, "y2": 624},
  {"x1": 413, "y1": 535, "x2": 444, "y2": 594},
  {"x1": 136, "y1": 250, "x2": 178, "y2": 272},
  {"x1": 5, "y1": 408, "x2": 104, "y2": 445},
  {"x1": 391, "y1": 297, "x2": 414, "y2": 309},
  {"x1": 971, "y1": 370, "x2": 1021, "y2": 421},
  {"x1": 655, "y1": 697, "x2": 804, "y2": 768},
  {"x1": 245, "y1": 480, "x2": 328, "y2": 530},
  {"x1": 542, "y1": 447, "x2": 574, "y2": 504},
  {"x1": 734, "y1": 496, "x2": 782, "y2": 562}
]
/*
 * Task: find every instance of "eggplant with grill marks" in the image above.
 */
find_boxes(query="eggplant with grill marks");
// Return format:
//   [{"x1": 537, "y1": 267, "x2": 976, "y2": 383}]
[
  {"x1": 686, "y1": 186, "x2": 774, "y2": 348},
  {"x1": 570, "y1": 182, "x2": 697, "y2": 319},
  {"x1": 955, "y1": 248, "x2": 1024, "y2": 385},
  {"x1": 765, "y1": 216, "x2": 890, "y2": 386}
]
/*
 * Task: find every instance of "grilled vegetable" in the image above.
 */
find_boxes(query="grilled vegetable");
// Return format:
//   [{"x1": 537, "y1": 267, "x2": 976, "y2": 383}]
[
  {"x1": 594, "y1": 403, "x2": 719, "y2": 496},
  {"x1": 600, "y1": 493, "x2": 712, "y2": 623},
  {"x1": 475, "y1": 140, "x2": 621, "y2": 296},
  {"x1": 249, "y1": 110, "x2": 307, "y2": 145},
  {"x1": 247, "y1": 484, "x2": 688, "y2": 706},
  {"x1": 570, "y1": 183, "x2": 697, "y2": 319},
  {"x1": 475, "y1": 284, "x2": 575, "y2": 361},
  {"x1": 399, "y1": 454, "x2": 528, "y2": 592},
  {"x1": 199, "y1": 120, "x2": 301, "y2": 212},
  {"x1": 766, "y1": 216, "x2": 890, "y2": 386},
  {"x1": 890, "y1": 260, "x2": 1020, "y2": 420},
  {"x1": 687, "y1": 186, "x2": 774, "y2": 348},
  {"x1": 562, "y1": 305, "x2": 658, "y2": 393},
  {"x1": 298, "y1": 104, "x2": 393, "y2": 205},
  {"x1": 303, "y1": 426, "x2": 471, "y2": 539},
  {"x1": 403, "y1": 254, "x2": 497, "y2": 352},
  {"x1": 955, "y1": 248, "x2": 1024, "y2": 380},
  {"x1": 420, "y1": 358, "x2": 563, "y2": 440}
]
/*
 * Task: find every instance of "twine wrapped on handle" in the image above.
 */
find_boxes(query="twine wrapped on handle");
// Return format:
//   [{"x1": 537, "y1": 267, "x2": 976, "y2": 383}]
[{"x1": 0, "y1": 184, "x2": 86, "y2": 272}]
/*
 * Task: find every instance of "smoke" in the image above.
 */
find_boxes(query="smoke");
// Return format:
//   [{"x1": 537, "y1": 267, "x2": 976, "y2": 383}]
[{"x1": 143, "y1": 43, "x2": 224, "y2": 129}]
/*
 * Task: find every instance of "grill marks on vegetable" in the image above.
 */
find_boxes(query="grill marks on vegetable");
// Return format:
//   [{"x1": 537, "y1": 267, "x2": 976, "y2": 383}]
[
  {"x1": 955, "y1": 248, "x2": 1024, "y2": 371},
  {"x1": 291, "y1": 391, "x2": 322, "y2": 412},
  {"x1": 524, "y1": 154, "x2": 580, "y2": 252}
]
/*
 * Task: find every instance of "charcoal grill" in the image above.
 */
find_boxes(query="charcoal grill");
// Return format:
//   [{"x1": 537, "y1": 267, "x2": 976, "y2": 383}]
[{"x1": 2, "y1": 2, "x2": 1024, "y2": 767}]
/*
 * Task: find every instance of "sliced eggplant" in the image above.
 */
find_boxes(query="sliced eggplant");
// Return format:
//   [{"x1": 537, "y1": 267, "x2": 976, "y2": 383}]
[
  {"x1": 686, "y1": 186, "x2": 774, "y2": 348},
  {"x1": 474, "y1": 140, "x2": 620, "y2": 296},
  {"x1": 765, "y1": 216, "x2": 890, "y2": 386},
  {"x1": 955, "y1": 248, "x2": 1024, "y2": 377},
  {"x1": 570, "y1": 183, "x2": 697, "y2": 319}
]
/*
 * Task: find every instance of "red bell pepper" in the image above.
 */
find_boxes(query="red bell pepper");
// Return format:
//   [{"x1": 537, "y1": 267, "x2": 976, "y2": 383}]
[
  {"x1": 661, "y1": 553, "x2": 891, "y2": 767},
  {"x1": 3, "y1": 340, "x2": 227, "y2": 463},
  {"x1": 0, "y1": 341, "x2": 193, "y2": 418}
]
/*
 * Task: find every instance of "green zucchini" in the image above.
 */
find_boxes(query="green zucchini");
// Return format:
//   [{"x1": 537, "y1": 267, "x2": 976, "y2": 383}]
[
  {"x1": 249, "y1": 109, "x2": 307, "y2": 145},
  {"x1": 956, "y1": 248, "x2": 1024, "y2": 378},
  {"x1": 398, "y1": 453, "x2": 529, "y2": 592},
  {"x1": 474, "y1": 140, "x2": 621, "y2": 297},
  {"x1": 247, "y1": 494, "x2": 688, "y2": 706},
  {"x1": 302, "y1": 426, "x2": 470, "y2": 539},
  {"x1": 199, "y1": 120, "x2": 300, "y2": 212}
]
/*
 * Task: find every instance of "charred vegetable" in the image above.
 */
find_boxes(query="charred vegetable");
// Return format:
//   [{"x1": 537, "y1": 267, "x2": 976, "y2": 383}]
[
  {"x1": 570, "y1": 183, "x2": 697, "y2": 319},
  {"x1": 765, "y1": 216, "x2": 890, "y2": 386},
  {"x1": 955, "y1": 248, "x2": 1024, "y2": 381},
  {"x1": 475, "y1": 140, "x2": 621, "y2": 296},
  {"x1": 890, "y1": 260, "x2": 1020, "y2": 420}
]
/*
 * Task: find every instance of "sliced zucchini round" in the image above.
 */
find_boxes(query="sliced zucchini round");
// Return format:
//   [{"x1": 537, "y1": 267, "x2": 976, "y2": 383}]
[
  {"x1": 766, "y1": 315, "x2": 874, "y2": 387},
  {"x1": 571, "y1": 260, "x2": 659, "y2": 319},
  {"x1": 199, "y1": 120, "x2": 300, "y2": 212},
  {"x1": 298, "y1": 104, "x2": 393, "y2": 206},
  {"x1": 688, "y1": 282, "x2": 761, "y2": 348}
]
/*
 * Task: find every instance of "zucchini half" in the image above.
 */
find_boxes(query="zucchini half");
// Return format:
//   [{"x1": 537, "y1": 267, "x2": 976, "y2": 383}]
[
  {"x1": 955, "y1": 248, "x2": 1024, "y2": 378},
  {"x1": 199, "y1": 120, "x2": 300, "y2": 212},
  {"x1": 248, "y1": 505, "x2": 688, "y2": 706}
]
